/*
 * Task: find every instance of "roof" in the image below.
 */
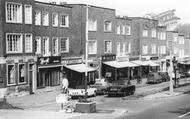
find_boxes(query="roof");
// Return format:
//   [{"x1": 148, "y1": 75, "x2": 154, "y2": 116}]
[
  {"x1": 64, "y1": 64, "x2": 96, "y2": 73},
  {"x1": 67, "y1": 4, "x2": 115, "y2": 11},
  {"x1": 35, "y1": 1, "x2": 72, "y2": 8},
  {"x1": 103, "y1": 61, "x2": 138, "y2": 68}
]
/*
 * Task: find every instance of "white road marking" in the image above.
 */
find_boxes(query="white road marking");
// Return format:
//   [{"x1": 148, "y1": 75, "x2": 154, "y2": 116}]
[{"x1": 178, "y1": 112, "x2": 190, "y2": 118}]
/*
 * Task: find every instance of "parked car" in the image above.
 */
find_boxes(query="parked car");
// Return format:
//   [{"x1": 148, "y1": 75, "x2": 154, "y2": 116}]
[
  {"x1": 147, "y1": 72, "x2": 162, "y2": 84},
  {"x1": 158, "y1": 71, "x2": 170, "y2": 82},
  {"x1": 90, "y1": 82, "x2": 110, "y2": 95},
  {"x1": 68, "y1": 85, "x2": 97, "y2": 98},
  {"x1": 107, "y1": 79, "x2": 135, "y2": 97}
]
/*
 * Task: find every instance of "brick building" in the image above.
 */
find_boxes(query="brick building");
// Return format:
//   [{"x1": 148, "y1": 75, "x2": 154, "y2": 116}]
[
  {"x1": 34, "y1": 1, "x2": 72, "y2": 90},
  {"x1": 0, "y1": 0, "x2": 36, "y2": 95}
]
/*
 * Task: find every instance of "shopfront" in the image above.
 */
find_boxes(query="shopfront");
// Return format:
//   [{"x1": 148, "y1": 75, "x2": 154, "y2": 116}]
[
  {"x1": 62, "y1": 57, "x2": 97, "y2": 88},
  {"x1": 5, "y1": 56, "x2": 36, "y2": 94},
  {"x1": 101, "y1": 54, "x2": 138, "y2": 83},
  {"x1": 37, "y1": 56, "x2": 62, "y2": 89}
]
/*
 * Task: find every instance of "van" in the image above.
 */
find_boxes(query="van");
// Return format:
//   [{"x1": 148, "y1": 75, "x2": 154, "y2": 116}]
[{"x1": 147, "y1": 72, "x2": 162, "y2": 84}]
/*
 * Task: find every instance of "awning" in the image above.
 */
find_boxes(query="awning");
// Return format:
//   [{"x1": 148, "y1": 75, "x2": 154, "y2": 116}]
[
  {"x1": 144, "y1": 60, "x2": 159, "y2": 67},
  {"x1": 131, "y1": 60, "x2": 149, "y2": 66},
  {"x1": 64, "y1": 64, "x2": 96, "y2": 73},
  {"x1": 103, "y1": 61, "x2": 138, "y2": 68}
]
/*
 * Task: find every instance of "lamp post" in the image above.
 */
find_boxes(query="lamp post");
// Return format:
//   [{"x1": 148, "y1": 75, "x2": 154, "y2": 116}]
[
  {"x1": 168, "y1": 50, "x2": 174, "y2": 95},
  {"x1": 84, "y1": 2, "x2": 89, "y2": 102}
]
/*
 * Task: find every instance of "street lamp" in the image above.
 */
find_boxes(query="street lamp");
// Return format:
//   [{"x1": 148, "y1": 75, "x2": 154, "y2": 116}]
[{"x1": 84, "y1": 2, "x2": 89, "y2": 102}]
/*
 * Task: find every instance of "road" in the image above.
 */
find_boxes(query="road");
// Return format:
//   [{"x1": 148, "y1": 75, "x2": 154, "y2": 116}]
[{"x1": 118, "y1": 92, "x2": 190, "y2": 119}]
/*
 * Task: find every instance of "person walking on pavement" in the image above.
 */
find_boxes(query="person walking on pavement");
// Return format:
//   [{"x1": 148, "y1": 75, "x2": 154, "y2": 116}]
[{"x1": 61, "y1": 72, "x2": 69, "y2": 94}]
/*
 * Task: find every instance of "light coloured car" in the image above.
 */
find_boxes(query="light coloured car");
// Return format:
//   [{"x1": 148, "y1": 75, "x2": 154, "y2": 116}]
[{"x1": 68, "y1": 85, "x2": 97, "y2": 97}]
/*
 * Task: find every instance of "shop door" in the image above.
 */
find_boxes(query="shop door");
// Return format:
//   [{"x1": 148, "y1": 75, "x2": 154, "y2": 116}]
[{"x1": 29, "y1": 64, "x2": 35, "y2": 94}]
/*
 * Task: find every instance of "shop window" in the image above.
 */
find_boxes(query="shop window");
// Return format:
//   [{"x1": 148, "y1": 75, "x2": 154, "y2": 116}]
[
  {"x1": 7, "y1": 64, "x2": 16, "y2": 85},
  {"x1": 18, "y1": 64, "x2": 26, "y2": 84}
]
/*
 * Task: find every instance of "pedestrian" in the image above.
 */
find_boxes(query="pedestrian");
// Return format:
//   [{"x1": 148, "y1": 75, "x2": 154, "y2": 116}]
[{"x1": 61, "y1": 72, "x2": 69, "y2": 94}]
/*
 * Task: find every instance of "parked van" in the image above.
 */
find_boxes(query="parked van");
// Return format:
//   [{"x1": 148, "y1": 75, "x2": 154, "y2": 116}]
[{"x1": 147, "y1": 72, "x2": 162, "y2": 84}]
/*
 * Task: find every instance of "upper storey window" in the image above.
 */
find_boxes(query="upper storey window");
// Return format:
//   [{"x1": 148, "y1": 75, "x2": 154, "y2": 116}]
[{"x1": 6, "y1": 2, "x2": 22, "y2": 23}]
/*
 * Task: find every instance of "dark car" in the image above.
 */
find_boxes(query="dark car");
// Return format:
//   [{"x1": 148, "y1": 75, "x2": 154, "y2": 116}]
[
  {"x1": 107, "y1": 80, "x2": 135, "y2": 97},
  {"x1": 158, "y1": 71, "x2": 170, "y2": 82}
]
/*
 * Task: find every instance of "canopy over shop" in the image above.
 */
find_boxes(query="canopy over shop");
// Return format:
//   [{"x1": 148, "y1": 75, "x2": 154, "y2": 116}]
[
  {"x1": 63, "y1": 63, "x2": 97, "y2": 88},
  {"x1": 102, "y1": 60, "x2": 139, "y2": 83}
]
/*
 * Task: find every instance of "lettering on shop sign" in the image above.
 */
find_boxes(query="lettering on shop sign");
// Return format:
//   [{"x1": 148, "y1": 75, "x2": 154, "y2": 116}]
[
  {"x1": 37, "y1": 56, "x2": 61, "y2": 65},
  {"x1": 150, "y1": 57, "x2": 159, "y2": 60},
  {"x1": 62, "y1": 58, "x2": 83, "y2": 65},
  {"x1": 102, "y1": 54, "x2": 116, "y2": 62}
]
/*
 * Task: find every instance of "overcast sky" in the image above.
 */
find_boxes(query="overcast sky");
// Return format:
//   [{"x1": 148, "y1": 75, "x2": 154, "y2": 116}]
[{"x1": 37, "y1": 0, "x2": 189, "y2": 24}]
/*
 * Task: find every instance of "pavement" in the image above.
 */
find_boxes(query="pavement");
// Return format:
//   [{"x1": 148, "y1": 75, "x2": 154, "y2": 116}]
[{"x1": 1, "y1": 78, "x2": 190, "y2": 119}]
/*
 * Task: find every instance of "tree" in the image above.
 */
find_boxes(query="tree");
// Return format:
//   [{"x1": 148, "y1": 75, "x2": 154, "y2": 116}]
[{"x1": 175, "y1": 24, "x2": 190, "y2": 36}]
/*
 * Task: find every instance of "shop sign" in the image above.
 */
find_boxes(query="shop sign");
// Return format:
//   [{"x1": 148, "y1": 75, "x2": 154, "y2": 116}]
[
  {"x1": 129, "y1": 56, "x2": 139, "y2": 61},
  {"x1": 116, "y1": 57, "x2": 129, "y2": 62},
  {"x1": 62, "y1": 57, "x2": 83, "y2": 65},
  {"x1": 150, "y1": 56, "x2": 159, "y2": 60},
  {"x1": 102, "y1": 54, "x2": 116, "y2": 62},
  {"x1": 37, "y1": 56, "x2": 61, "y2": 65}
]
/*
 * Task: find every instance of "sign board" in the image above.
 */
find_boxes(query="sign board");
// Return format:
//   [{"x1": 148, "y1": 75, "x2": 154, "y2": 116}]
[
  {"x1": 56, "y1": 94, "x2": 69, "y2": 104},
  {"x1": 62, "y1": 57, "x2": 83, "y2": 65},
  {"x1": 37, "y1": 56, "x2": 61, "y2": 65},
  {"x1": 101, "y1": 54, "x2": 116, "y2": 62}
]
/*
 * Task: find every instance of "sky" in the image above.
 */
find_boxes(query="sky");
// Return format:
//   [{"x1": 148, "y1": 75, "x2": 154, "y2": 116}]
[{"x1": 37, "y1": 0, "x2": 190, "y2": 24}]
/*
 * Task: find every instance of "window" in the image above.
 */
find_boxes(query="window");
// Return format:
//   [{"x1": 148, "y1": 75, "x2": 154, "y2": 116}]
[
  {"x1": 60, "y1": 37, "x2": 69, "y2": 52},
  {"x1": 35, "y1": 11, "x2": 41, "y2": 25},
  {"x1": 7, "y1": 64, "x2": 16, "y2": 85},
  {"x1": 142, "y1": 30, "x2": 148, "y2": 37},
  {"x1": 142, "y1": 45, "x2": 148, "y2": 55},
  {"x1": 174, "y1": 48, "x2": 178, "y2": 55},
  {"x1": 160, "y1": 46, "x2": 166, "y2": 54},
  {"x1": 151, "y1": 29, "x2": 156, "y2": 38},
  {"x1": 42, "y1": 37, "x2": 50, "y2": 56},
  {"x1": 25, "y1": 34, "x2": 33, "y2": 53},
  {"x1": 52, "y1": 37, "x2": 59, "y2": 55},
  {"x1": 52, "y1": 13, "x2": 58, "y2": 27},
  {"x1": 104, "y1": 41, "x2": 112, "y2": 53},
  {"x1": 116, "y1": 25, "x2": 120, "y2": 35},
  {"x1": 60, "y1": 14, "x2": 69, "y2": 27},
  {"x1": 126, "y1": 26, "x2": 131, "y2": 35},
  {"x1": 88, "y1": 40, "x2": 97, "y2": 54},
  {"x1": 88, "y1": 19, "x2": 97, "y2": 31},
  {"x1": 6, "y1": 2, "x2": 22, "y2": 23},
  {"x1": 151, "y1": 44, "x2": 156, "y2": 54},
  {"x1": 104, "y1": 21, "x2": 112, "y2": 32},
  {"x1": 25, "y1": 5, "x2": 32, "y2": 24},
  {"x1": 116, "y1": 42, "x2": 121, "y2": 56},
  {"x1": 122, "y1": 43, "x2": 126, "y2": 56},
  {"x1": 179, "y1": 37, "x2": 184, "y2": 44},
  {"x1": 128, "y1": 43, "x2": 131, "y2": 53},
  {"x1": 18, "y1": 64, "x2": 26, "y2": 84},
  {"x1": 161, "y1": 32, "x2": 166, "y2": 40},
  {"x1": 122, "y1": 26, "x2": 125, "y2": 35},
  {"x1": 6, "y1": 33, "x2": 23, "y2": 53},
  {"x1": 42, "y1": 12, "x2": 49, "y2": 26},
  {"x1": 35, "y1": 36, "x2": 41, "y2": 54},
  {"x1": 174, "y1": 36, "x2": 177, "y2": 42}
]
